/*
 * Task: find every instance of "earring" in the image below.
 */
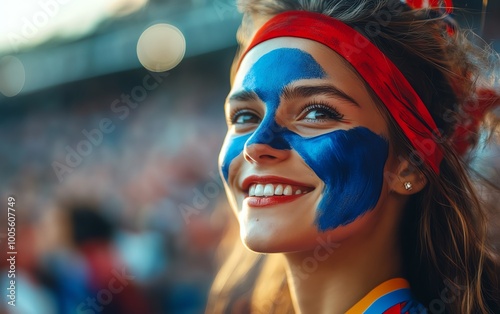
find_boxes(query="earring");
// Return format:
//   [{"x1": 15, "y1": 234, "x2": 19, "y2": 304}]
[{"x1": 404, "y1": 182, "x2": 413, "y2": 191}]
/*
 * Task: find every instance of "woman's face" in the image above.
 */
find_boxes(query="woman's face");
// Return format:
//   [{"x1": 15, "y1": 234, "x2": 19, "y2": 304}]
[{"x1": 219, "y1": 37, "x2": 398, "y2": 253}]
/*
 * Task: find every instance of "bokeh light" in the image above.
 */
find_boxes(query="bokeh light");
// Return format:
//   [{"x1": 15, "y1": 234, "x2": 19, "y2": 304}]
[
  {"x1": 137, "y1": 23, "x2": 186, "y2": 72},
  {"x1": 0, "y1": 56, "x2": 25, "y2": 97}
]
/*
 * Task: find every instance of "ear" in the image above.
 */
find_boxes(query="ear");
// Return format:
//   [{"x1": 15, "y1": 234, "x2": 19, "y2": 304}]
[{"x1": 387, "y1": 159, "x2": 427, "y2": 195}]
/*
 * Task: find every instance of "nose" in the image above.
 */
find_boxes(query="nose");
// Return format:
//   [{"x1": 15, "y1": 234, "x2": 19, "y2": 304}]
[{"x1": 244, "y1": 142, "x2": 291, "y2": 164}]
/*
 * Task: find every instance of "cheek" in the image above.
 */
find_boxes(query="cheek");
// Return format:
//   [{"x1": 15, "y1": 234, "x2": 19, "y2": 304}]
[
  {"x1": 290, "y1": 127, "x2": 389, "y2": 231},
  {"x1": 219, "y1": 133, "x2": 251, "y2": 183}
]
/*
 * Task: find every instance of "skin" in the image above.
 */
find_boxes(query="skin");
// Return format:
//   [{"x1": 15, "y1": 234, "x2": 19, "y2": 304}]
[{"x1": 219, "y1": 37, "x2": 426, "y2": 314}]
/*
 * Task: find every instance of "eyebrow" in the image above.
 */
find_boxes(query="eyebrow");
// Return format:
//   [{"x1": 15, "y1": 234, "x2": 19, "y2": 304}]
[
  {"x1": 282, "y1": 85, "x2": 360, "y2": 107},
  {"x1": 228, "y1": 90, "x2": 259, "y2": 102},
  {"x1": 228, "y1": 84, "x2": 360, "y2": 107}
]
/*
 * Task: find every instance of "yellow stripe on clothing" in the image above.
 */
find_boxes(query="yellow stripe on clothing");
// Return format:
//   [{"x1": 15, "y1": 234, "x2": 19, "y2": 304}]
[{"x1": 345, "y1": 278, "x2": 410, "y2": 314}]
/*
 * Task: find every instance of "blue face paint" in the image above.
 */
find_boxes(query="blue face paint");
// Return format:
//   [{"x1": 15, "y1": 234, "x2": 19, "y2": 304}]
[{"x1": 220, "y1": 48, "x2": 388, "y2": 231}]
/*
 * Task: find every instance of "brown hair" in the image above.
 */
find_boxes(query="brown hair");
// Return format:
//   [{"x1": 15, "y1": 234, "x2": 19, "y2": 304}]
[{"x1": 207, "y1": 1, "x2": 500, "y2": 313}]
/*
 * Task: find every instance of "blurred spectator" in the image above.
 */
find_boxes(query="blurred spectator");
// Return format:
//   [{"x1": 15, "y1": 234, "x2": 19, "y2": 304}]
[{"x1": 38, "y1": 200, "x2": 152, "y2": 314}]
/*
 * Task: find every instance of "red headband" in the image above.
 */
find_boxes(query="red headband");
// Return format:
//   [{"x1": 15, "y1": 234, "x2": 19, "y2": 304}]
[{"x1": 238, "y1": 10, "x2": 443, "y2": 173}]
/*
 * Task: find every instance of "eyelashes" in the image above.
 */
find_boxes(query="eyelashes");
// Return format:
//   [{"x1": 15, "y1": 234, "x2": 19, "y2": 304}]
[
  {"x1": 228, "y1": 108, "x2": 261, "y2": 125},
  {"x1": 228, "y1": 101, "x2": 345, "y2": 125},
  {"x1": 298, "y1": 101, "x2": 345, "y2": 122}
]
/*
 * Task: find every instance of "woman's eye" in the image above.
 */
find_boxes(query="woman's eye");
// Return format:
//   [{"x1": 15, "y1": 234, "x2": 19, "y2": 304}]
[
  {"x1": 302, "y1": 104, "x2": 344, "y2": 121},
  {"x1": 304, "y1": 109, "x2": 331, "y2": 120},
  {"x1": 231, "y1": 110, "x2": 261, "y2": 125}
]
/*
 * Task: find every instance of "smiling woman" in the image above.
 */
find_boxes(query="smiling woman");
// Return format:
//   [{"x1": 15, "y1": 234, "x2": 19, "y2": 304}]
[
  {"x1": 207, "y1": 1, "x2": 500, "y2": 313},
  {"x1": 221, "y1": 44, "x2": 391, "y2": 237}
]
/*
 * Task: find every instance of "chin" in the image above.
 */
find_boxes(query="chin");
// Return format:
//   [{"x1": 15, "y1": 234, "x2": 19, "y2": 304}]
[
  {"x1": 239, "y1": 225, "x2": 282, "y2": 253},
  {"x1": 239, "y1": 223, "x2": 320, "y2": 254},
  {"x1": 242, "y1": 237, "x2": 300, "y2": 253},
  {"x1": 242, "y1": 238, "x2": 279, "y2": 253}
]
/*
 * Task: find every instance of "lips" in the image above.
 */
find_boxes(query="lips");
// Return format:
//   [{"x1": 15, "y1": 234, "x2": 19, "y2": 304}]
[{"x1": 241, "y1": 175, "x2": 314, "y2": 207}]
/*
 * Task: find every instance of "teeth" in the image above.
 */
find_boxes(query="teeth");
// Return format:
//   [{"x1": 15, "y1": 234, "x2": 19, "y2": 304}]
[
  {"x1": 275, "y1": 184, "x2": 283, "y2": 195},
  {"x1": 264, "y1": 184, "x2": 274, "y2": 196},
  {"x1": 255, "y1": 184, "x2": 264, "y2": 196},
  {"x1": 249, "y1": 185, "x2": 256, "y2": 197},
  {"x1": 248, "y1": 183, "x2": 310, "y2": 197}
]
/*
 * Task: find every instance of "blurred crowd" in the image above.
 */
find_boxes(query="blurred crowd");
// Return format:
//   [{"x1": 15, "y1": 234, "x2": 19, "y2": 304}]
[{"x1": 0, "y1": 48, "x2": 236, "y2": 314}]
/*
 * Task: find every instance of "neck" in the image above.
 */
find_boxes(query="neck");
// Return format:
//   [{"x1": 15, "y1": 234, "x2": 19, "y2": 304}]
[{"x1": 283, "y1": 208, "x2": 404, "y2": 314}]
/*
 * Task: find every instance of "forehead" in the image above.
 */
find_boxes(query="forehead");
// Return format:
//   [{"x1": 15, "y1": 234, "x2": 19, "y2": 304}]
[{"x1": 232, "y1": 37, "x2": 361, "y2": 90}]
